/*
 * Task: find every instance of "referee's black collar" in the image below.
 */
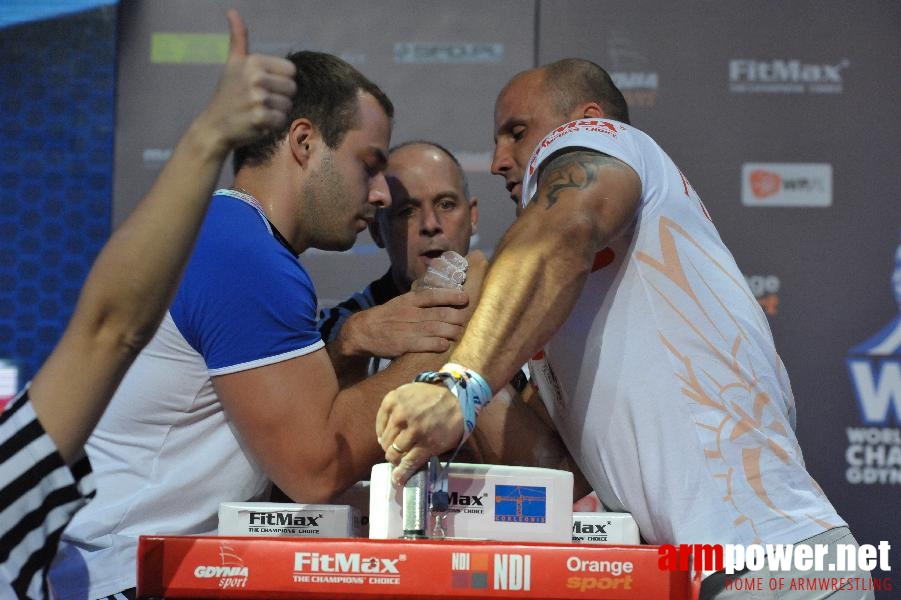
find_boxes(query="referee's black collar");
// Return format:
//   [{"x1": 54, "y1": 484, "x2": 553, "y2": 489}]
[{"x1": 370, "y1": 269, "x2": 405, "y2": 305}]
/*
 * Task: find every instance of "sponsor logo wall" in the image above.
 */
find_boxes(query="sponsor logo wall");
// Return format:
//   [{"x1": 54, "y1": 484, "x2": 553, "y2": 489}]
[{"x1": 5, "y1": 1, "x2": 897, "y2": 595}]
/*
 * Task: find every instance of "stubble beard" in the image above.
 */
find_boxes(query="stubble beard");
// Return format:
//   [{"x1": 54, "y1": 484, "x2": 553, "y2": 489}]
[{"x1": 302, "y1": 152, "x2": 355, "y2": 251}]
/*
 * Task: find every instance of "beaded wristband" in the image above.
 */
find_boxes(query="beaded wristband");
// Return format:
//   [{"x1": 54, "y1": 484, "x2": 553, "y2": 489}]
[
  {"x1": 414, "y1": 363, "x2": 492, "y2": 444},
  {"x1": 413, "y1": 364, "x2": 492, "y2": 517},
  {"x1": 442, "y1": 362, "x2": 491, "y2": 431}
]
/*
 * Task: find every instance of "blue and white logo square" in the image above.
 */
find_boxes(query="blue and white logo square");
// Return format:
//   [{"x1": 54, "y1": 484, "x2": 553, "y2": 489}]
[{"x1": 494, "y1": 485, "x2": 547, "y2": 523}]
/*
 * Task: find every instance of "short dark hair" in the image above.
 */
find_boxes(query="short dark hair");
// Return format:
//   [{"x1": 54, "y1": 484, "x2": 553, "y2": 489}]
[
  {"x1": 233, "y1": 51, "x2": 394, "y2": 173},
  {"x1": 389, "y1": 140, "x2": 470, "y2": 197},
  {"x1": 541, "y1": 58, "x2": 630, "y2": 124}
]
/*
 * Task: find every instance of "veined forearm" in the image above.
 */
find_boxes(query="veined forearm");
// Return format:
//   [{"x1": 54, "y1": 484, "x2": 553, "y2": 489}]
[
  {"x1": 320, "y1": 349, "x2": 454, "y2": 493},
  {"x1": 450, "y1": 150, "x2": 640, "y2": 392},
  {"x1": 450, "y1": 216, "x2": 594, "y2": 392}
]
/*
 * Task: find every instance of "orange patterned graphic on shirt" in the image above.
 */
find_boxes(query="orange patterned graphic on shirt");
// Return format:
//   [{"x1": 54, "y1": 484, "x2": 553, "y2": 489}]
[{"x1": 635, "y1": 217, "x2": 837, "y2": 542}]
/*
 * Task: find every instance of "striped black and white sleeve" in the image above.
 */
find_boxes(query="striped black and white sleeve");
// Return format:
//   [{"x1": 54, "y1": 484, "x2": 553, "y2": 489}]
[
  {"x1": 318, "y1": 287, "x2": 377, "y2": 344},
  {"x1": 0, "y1": 390, "x2": 95, "y2": 599}
]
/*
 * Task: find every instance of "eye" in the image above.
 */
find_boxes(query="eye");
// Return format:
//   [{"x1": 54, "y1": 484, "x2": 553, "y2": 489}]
[
  {"x1": 437, "y1": 199, "x2": 457, "y2": 211},
  {"x1": 394, "y1": 204, "x2": 416, "y2": 218},
  {"x1": 511, "y1": 125, "x2": 526, "y2": 142}
]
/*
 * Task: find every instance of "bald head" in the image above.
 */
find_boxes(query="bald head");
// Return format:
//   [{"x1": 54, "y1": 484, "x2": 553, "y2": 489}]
[
  {"x1": 500, "y1": 58, "x2": 630, "y2": 125},
  {"x1": 372, "y1": 141, "x2": 478, "y2": 291},
  {"x1": 389, "y1": 141, "x2": 470, "y2": 196}
]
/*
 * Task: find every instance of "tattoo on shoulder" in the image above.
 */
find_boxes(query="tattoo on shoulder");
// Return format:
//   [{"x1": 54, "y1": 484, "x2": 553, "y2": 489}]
[{"x1": 539, "y1": 150, "x2": 625, "y2": 209}]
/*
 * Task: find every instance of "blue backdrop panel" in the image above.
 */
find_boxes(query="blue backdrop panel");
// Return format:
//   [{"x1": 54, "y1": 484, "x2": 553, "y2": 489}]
[{"x1": 0, "y1": 6, "x2": 116, "y2": 391}]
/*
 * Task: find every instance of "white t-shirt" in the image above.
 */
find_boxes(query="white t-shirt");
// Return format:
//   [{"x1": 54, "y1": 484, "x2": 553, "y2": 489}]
[
  {"x1": 50, "y1": 193, "x2": 324, "y2": 599},
  {"x1": 523, "y1": 119, "x2": 844, "y2": 546}
]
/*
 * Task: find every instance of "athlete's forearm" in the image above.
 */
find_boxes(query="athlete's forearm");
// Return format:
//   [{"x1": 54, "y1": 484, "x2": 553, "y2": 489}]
[
  {"x1": 449, "y1": 209, "x2": 596, "y2": 391},
  {"x1": 307, "y1": 349, "x2": 454, "y2": 501},
  {"x1": 450, "y1": 150, "x2": 640, "y2": 391}
]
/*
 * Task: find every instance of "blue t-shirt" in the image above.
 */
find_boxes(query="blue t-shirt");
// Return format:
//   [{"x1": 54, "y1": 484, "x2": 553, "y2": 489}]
[{"x1": 171, "y1": 190, "x2": 322, "y2": 374}]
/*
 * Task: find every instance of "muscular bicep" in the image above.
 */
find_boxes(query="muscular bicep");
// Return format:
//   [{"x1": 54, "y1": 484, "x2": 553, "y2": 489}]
[
  {"x1": 531, "y1": 149, "x2": 641, "y2": 249},
  {"x1": 212, "y1": 349, "x2": 340, "y2": 499}
]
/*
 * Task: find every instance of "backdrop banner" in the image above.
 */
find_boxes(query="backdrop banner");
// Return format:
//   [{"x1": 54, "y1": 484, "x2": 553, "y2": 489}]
[{"x1": 111, "y1": 1, "x2": 901, "y2": 590}]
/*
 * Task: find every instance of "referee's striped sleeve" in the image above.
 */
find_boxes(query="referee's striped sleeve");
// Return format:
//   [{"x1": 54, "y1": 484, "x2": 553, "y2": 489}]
[
  {"x1": 318, "y1": 288, "x2": 376, "y2": 343},
  {"x1": 1, "y1": 390, "x2": 95, "y2": 599}
]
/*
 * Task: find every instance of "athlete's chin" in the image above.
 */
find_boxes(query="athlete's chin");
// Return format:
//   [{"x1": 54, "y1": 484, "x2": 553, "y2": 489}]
[
  {"x1": 335, "y1": 237, "x2": 357, "y2": 252},
  {"x1": 316, "y1": 233, "x2": 357, "y2": 252}
]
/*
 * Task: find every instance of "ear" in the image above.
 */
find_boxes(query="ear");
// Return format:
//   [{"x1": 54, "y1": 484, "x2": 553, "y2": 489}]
[
  {"x1": 578, "y1": 102, "x2": 606, "y2": 119},
  {"x1": 468, "y1": 197, "x2": 479, "y2": 234},
  {"x1": 288, "y1": 118, "x2": 316, "y2": 166}
]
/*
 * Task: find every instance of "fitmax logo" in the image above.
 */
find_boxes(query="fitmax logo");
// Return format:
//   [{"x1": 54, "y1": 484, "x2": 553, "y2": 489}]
[
  {"x1": 729, "y1": 58, "x2": 848, "y2": 93},
  {"x1": 248, "y1": 512, "x2": 322, "y2": 526},
  {"x1": 294, "y1": 552, "x2": 401, "y2": 574},
  {"x1": 573, "y1": 521, "x2": 609, "y2": 535},
  {"x1": 730, "y1": 59, "x2": 847, "y2": 83},
  {"x1": 449, "y1": 492, "x2": 485, "y2": 506}
]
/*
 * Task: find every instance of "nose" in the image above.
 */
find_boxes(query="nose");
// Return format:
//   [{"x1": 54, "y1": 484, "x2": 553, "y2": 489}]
[
  {"x1": 369, "y1": 172, "x2": 390, "y2": 208},
  {"x1": 419, "y1": 205, "x2": 442, "y2": 236},
  {"x1": 490, "y1": 142, "x2": 513, "y2": 177}
]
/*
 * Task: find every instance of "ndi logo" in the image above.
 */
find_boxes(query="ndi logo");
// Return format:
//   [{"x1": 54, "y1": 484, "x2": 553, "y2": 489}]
[
  {"x1": 393, "y1": 42, "x2": 504, "y2": 64},
  {"x1": 494, "y1": 485, "x2": 547, "y2": 523},
  {"x1": 451, "y1": 552, "x2": 489, "y2": 590},
  {"x1": 494, "y1": 554, "x2": 531, "y2": 591},
  {"x1": 844, "y1": 240, "x2": 901, "y2": 484}
]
